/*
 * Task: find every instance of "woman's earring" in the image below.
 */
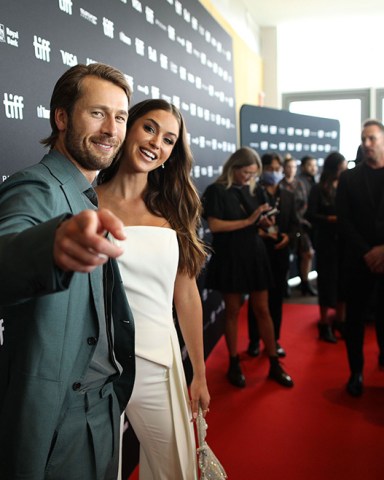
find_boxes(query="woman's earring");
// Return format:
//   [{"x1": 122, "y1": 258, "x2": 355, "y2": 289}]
[{"x1": 161, "y1": 163, "x2": 165, "y2": 169}]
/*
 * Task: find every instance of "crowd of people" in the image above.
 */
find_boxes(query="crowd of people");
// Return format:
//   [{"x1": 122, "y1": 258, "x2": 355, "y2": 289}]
[
  {"x1": 203, "y1": 124, "x2": 384, "y2": 403},
  {"x1": 1, "y1": 62, "x2": 384, "y2": 479}
]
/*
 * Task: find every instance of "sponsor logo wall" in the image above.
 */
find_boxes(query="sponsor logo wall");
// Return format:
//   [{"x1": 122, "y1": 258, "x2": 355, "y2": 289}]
[
  {"x1": 240, "y1": 105, "x2": 340, "y2": 281},
  {"x1": 240, "y1": 105, "x2": 340, "y2": 166},
  {"x1": 1, "y1": 0, "x2": 236, "y2": 189},
  {"x1": 1, "y1": 1, "x2": 233, "y2": 474}
]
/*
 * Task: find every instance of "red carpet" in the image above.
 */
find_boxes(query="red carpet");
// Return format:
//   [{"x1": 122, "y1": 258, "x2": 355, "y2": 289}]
[{"x1": 128, "y1": 303, "x2": 384, "y2": 479}]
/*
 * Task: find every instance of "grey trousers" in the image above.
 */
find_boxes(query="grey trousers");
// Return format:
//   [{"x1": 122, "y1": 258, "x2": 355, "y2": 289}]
[{"x1": 45, "y1": 382, "x2": 120, "y2": 480}]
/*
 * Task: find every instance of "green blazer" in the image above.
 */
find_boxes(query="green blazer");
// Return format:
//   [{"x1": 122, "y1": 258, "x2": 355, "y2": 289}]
[{"x1": 0, "y1": 151, "x2": 135, "y2": 478}]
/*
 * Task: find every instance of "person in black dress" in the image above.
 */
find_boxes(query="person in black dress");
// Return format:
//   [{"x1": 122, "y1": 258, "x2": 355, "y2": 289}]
[
  {"x1": 202, "y1": 147, "x2": 294, "y2": 388},
  {"x1": 306, "y1": 152, "x2": 347, "y2": 343}
]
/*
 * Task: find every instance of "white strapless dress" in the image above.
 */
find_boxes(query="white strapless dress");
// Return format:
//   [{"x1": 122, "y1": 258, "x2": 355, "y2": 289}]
[{"x1": 113, "y1": 226, "x2": 197, "y2": 479}]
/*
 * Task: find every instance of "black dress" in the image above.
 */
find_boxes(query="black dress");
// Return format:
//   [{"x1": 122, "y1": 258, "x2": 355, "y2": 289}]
[
  {"x1": 306, "y1": 183, "x2": 344, "y2": 307},
  {"x1": 202, "y1": 182, "x2": 272, "y2": 293}
]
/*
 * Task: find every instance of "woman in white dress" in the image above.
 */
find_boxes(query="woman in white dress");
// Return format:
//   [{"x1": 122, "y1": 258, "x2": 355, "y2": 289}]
[{"x1": 96, "y1": 99, "x2": 210, "y2": 479}]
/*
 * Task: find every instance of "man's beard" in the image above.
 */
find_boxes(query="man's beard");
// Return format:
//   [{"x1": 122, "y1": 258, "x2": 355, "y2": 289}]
[{"x1": 65, "y1": 120, "x2": 122, "y2": 172}]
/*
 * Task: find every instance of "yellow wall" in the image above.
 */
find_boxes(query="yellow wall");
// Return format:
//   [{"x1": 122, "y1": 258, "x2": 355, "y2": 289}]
[{"x1": 199, "y1": 0, "x2": 263, "y2": 139}]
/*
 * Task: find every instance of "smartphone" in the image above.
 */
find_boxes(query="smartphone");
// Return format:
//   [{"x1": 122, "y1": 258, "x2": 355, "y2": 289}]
[{"x1": 263, "y1": 207, "x2": 279, "y2": 218}]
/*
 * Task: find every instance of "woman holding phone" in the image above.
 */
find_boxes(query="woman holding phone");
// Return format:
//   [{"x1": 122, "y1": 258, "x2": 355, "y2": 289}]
[{"x1": 202, "y1": 147, "x2": 294, "y2": 389}]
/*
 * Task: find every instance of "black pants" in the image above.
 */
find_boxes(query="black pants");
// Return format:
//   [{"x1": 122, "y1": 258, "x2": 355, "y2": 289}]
[
  {"x1": 248, "y1": 246, "x2": 290, "y2": 343},
  {"x1": 344, "y1": 262, "x2": 384, "y2": 374}
]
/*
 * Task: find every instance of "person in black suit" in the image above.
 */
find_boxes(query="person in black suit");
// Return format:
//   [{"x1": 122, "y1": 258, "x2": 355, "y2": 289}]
[
  {"x1": 297, "y1": 155, "x2": 319, "y2": 295},
  {"x1": 336, "y1": 119, "x2": 384, "y2": 397},
  {"x1": 247, "y1": 152, "x2": 300, "y2": 358}
]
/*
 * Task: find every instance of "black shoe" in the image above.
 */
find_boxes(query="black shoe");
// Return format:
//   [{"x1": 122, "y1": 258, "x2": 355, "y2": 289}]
[
  {"x1": 268, "y1": 357, "x2": 294, "y2": 388},
  {"x1": 227, "y1": 355, "x2": 246, "y2": 388},
  {"x1": 346, "y1": 373, "x2": 363, "y2": 397},
  {"x1": 247, "y1": 341, "x2": 260, "y2": 357},
  {"x1": 276, "y1": 342, "x2": 286, "y2": 358},
  {"x1": 318, "y1": 323, "x2": 337, "y2": 343},
  {"x1": 301, "y1": 281, "x2": 317, "y2": 296}
]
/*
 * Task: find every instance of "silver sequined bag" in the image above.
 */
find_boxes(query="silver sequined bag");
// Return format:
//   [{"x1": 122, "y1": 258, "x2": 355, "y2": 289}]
[{"x1": 196, "y1": 407, "x2": 228, "y2": 479}]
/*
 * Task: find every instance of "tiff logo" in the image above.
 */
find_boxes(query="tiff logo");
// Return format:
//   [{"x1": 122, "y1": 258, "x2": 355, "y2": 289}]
[
  {"x1": 33, "y1": 35, "x2": 51, "y2": 62},
  {"x1": 59, "y1": 0, "x2": 73, "y2": 15},
  {"x1": 103, "y1": 17, "x2": 114, "y2": 38},
  {"x1": 0, "y1": 319, "x2": 4, "y2": 346},
  {"x1": 3, "y1": 93, "x2": 24, "y2": 119}
]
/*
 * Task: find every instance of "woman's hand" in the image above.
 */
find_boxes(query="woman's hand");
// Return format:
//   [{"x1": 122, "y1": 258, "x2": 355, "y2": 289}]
[
  {"x1": 274, "y1": 232, "x2": 290, "y2": 250},
  {"x1": 248, "y1": 203, "x2": 271, "y2": 225},
  {"x1": 258, "y1": 213, "x2": 275, "y2": 230},
  {"x1": 364, "y1": 245, "x2": 384, "y2": 273},
  {"x1": 190, "y1": 374, "x2": 211, "y2": 420}
]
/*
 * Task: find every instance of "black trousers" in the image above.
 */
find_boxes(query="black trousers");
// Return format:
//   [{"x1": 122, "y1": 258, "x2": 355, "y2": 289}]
[
  {"x1": 344, "y1": 262, "x2": 384, "y2": 374},
  {"x1": 248, "y1": 246, "x2": 290, "y2": 343}
]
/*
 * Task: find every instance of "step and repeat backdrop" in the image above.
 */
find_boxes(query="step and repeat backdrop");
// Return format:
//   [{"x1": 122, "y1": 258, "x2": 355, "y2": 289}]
[
  {"x1": 240, "y1": 104, "x2": 340, "y2": 166},
  {"x1": 1, "y1": 0, "x2": 235, "y2": 475},
  {"x1": 240, "y1": 104, "x2": 340, "y2": 280},
  {"x1": 1, "y1": 0, "x2": 236, "y2": 189}
]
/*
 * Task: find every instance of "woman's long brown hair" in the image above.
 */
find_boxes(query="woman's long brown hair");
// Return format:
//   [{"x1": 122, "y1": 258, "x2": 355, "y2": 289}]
[{"x1": 98, "y1": 99, "x2": 207, "y2": 277}]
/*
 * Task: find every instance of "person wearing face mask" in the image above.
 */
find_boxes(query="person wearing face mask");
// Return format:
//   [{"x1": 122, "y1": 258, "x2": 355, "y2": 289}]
[{"x1": 247, "y1": 152, "x2": 300, "y2": 359}]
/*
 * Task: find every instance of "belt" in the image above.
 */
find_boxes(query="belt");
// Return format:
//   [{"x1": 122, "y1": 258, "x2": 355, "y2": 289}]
[{"x1": 66, "y1": 382, "x2": 115, "y2": 411}]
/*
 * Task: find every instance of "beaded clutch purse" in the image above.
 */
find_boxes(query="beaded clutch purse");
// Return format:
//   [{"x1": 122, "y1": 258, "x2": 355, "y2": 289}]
[{"x1": 196, "y1": 407, "x2": 228, "y2": 479}]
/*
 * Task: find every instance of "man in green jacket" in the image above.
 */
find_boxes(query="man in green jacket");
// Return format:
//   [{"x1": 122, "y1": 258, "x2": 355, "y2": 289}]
[{"x1": 0, "y1": 63, "x2": 135, "y2": 479}]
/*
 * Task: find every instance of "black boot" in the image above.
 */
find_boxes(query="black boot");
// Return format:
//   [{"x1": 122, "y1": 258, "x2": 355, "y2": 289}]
[
  {"x1": 268, "y1": 356, "x2": 294, "y2": 388},
  {"x1": 247, "y1": 341, "x2": 260, "y2": 357},
  {"x1": 276, "y1": 342, "x2": 286, "y2": 358},
  {"x1": 346, "y1": 373, "x2": 363, "y2": 397},
  {"x1": 318, "y1": 322, "x2": 337, "y2": 343},
  {"x1": 227, "y1": 355, "x2": 246, "y2": 388}
]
